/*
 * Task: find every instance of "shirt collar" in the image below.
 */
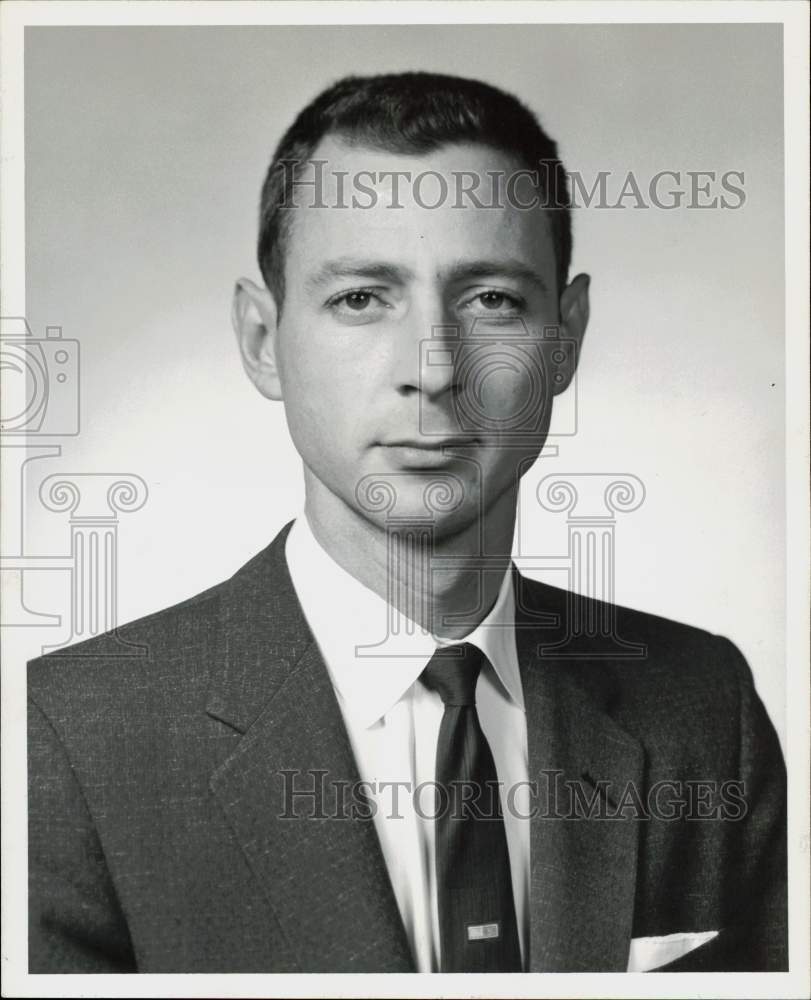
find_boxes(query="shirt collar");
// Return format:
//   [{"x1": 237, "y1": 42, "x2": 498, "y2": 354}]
[{"x1": 284, "y1": 514, "x2": 524, "y2": 729}]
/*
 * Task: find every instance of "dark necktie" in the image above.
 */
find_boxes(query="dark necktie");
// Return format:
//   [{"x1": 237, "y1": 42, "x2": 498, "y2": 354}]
[{"x1": 421, "y1": 642, "x2": 522, "y2": 972}]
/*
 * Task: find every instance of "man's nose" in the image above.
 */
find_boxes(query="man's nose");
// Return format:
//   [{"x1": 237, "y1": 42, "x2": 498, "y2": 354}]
[{"x1": 393, "y1": 298, "x2": 460, "y2": 400}]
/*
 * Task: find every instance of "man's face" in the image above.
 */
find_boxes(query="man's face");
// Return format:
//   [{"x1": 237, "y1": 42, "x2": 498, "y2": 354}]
[{"x1": 253, "y1": 137, "x2": 585, "y2": 536}]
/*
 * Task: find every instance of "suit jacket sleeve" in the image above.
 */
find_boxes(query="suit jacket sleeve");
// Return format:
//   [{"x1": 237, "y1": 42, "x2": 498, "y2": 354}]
[
  {"x1": 728, "y1": 636, "x2": 788, "y2": 970},
  {"x1": 659, "y1": 637, "x2": 788, "y2": 971},
  {"x1": 28, "y1": 695, "x2": 136, "y2": 972}
]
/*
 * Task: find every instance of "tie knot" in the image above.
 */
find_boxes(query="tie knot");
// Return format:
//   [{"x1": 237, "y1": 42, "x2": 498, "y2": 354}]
[{"x1": 420, "y1": 642, "x2": 485, "y2": 706}]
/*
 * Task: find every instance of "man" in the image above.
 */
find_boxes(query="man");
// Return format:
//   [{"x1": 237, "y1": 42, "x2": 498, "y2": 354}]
[{"x1": 28, "y1": 72, "x2": 787, "y2": 973}]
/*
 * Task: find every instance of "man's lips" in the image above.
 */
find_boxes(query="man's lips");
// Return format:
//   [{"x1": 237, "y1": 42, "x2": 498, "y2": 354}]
[
  {"x1": 380, "y1": 437, "x2": 478, "y2": 450},
  {"x1": 377, "y1": 438, "x2": 480, "y2": 468}
]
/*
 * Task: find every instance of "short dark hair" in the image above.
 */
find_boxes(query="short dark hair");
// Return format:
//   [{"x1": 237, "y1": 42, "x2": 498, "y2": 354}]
[{"x1": 257, "y1": 71, "x2": 572, "y2": 308}]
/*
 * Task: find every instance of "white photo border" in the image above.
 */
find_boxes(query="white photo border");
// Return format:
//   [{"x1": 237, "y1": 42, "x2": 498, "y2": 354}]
[{"x1": 1, "y1": 3, "x2": 808, "y2": 998}]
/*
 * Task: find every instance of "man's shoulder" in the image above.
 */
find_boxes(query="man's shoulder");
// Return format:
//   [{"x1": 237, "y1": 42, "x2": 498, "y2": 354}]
[
  {"x1": 516, "y1": 569, "x2": 734, "y2": 642},
  {"x1": 514, "y1": 570, "x2": 754, "y2": 698},
  {"x1": 514, "y1": 571, "x2": 774, "y2": 770},
  {"x1": 27, "y1": 576, "x2": 219, "y2": 717},
  {"x1": 27, "y1": 531, "x2": 287, "y2": 715}
]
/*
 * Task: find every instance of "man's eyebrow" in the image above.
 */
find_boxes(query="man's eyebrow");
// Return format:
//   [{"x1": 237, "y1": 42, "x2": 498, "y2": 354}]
[
  {"x1": 445, "y1": 259, "x2": 550, "y2": 295},
  {"x1": 303, "y1": 257, "x2": 550, "y2": 294},
  {"x1": 305, "y1": 259, "x2": 414, "y2": 289}
]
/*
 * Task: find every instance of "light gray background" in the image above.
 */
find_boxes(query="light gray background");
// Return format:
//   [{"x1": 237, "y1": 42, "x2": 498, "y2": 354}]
[{"x1": 23, "y1": 24, "x2": 785, "y2": 741}]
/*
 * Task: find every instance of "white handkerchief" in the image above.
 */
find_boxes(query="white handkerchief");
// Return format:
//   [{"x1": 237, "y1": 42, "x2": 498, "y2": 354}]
[{"x1": 626, "y1": 930, "x2": 720, "y2": 972}]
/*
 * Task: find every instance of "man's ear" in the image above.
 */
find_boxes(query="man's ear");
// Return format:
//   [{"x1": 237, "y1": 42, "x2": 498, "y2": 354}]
[
  {"x1": 551, "y1": 272, "x2": 590, "y2": 395},
  {"x1": 231, "y1": 277, "x2": 283, "y2": 401}
]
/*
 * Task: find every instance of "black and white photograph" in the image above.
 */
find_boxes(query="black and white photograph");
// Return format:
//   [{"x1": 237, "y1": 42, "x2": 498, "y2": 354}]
[{"x1": 1, "y1": 2, "x2": 808, "y2": 997}]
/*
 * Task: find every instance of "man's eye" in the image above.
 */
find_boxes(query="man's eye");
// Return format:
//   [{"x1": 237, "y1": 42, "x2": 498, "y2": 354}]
[
  {"x1": 326, "y1": 288, "x2": 391, "y2": 320},
  {"x1": 340, "y1": 291, "x2": 375, "y2": 311},
  {"x1": 463, "y1": 290, "x2": 524, "y2": 314},
  {"x1": 479, "y1": 292, "x2": 510, "y2": 310}
]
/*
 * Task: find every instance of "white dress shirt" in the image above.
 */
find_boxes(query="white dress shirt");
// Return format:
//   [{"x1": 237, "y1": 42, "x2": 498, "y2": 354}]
[{"x1": 285, "y1": 515, "x2": 530, "y2": 972}]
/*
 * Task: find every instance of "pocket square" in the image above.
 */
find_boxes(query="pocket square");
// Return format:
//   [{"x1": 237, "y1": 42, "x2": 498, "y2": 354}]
[{"x1": 626, "y1": 930, "x2": 720, "y2": 972}]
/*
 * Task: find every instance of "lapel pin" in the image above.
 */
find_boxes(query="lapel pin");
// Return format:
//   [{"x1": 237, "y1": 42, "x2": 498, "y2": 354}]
[{"x1": 467, "y1": 923, "x2": 500, "y2": 941}]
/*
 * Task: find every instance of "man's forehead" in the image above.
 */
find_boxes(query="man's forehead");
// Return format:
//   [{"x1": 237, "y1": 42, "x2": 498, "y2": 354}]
[
  {"x1": 290, "y1": 134, "x2": 541, "y2": 210},
  {"x1": 283, "y1": 134, "x2": 556, "y2": 277}
]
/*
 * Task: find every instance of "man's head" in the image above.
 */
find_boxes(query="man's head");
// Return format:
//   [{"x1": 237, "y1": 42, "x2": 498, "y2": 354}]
[{"x1": 233, "y1": 72, "x2": 589, "y2": 541}]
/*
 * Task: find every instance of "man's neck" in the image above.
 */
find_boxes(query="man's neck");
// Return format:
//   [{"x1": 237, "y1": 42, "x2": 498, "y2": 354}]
[{"x1": 302, "y1": 475, "x2": 517, "y2": 641}]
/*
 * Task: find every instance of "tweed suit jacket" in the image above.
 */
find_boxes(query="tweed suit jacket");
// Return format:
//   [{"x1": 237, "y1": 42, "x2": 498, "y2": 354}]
[{"x1": 27, "y1": 522, "x2": 788, "y2": 973}]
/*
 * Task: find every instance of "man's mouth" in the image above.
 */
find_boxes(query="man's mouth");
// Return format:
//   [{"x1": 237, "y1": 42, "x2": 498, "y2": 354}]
[
  {"x1": 381, "y1": 437, "x2": 478, "y2": 450},
  {"x1": 378, "y1": 438, "x2": 479, "y2": 469}
]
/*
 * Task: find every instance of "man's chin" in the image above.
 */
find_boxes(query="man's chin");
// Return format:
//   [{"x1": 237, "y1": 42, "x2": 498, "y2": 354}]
[
  {"x1": 352, "y1": 464, "x2": 482, "y2": 529},
  {"x1": 360, "y1": 502, "x2": 482, "y2": 546}
]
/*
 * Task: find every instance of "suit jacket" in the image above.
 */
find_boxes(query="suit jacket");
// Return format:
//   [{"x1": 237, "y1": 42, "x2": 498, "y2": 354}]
[{"x1": 27, "y1": 521, "x2": 788, "y2": 973}]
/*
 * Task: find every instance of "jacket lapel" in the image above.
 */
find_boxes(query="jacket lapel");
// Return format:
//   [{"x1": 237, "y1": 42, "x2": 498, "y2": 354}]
[
  {"x1": 514, "y1": 571, "x2": 644, "y2": 972},
  {"x1": 205, "y1": 523, "x2": 414, "y2": 972}
]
